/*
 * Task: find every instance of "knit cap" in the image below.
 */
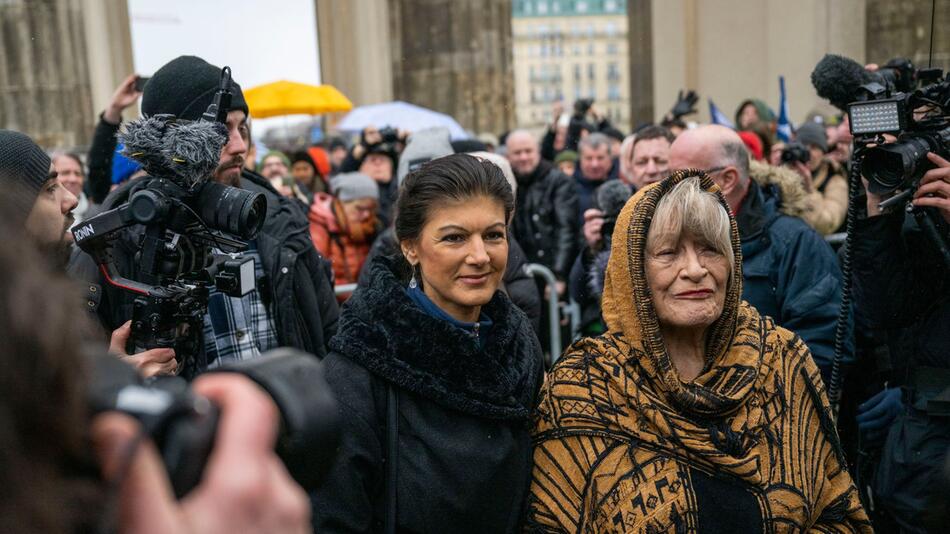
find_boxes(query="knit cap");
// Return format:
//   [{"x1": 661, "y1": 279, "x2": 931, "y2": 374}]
[
  {"x1": 396, "y1": 127, "x2": 454, "y2": 185},
  {"x1": 142, "y1": 56, "x2": 249, "y2": 121},
  {"x1": 331, "y1": 172, "x2": 379, "y2": 202},
  {"x1": 554, "y1": 150, "x2": 579, "y2": 165},
  {"x1": 795, "y1": 122, "x2": 828, "y2": 152},
  {"x1": 0, "y1": 129, "x2": 52, "y2": 222},
  {"x1": 262, "y1": 150, "x2": 290, "y2": 168}
]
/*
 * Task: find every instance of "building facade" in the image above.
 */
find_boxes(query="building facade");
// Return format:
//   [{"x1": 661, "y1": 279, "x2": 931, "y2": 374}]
[{"x1": 512, "y1": 0, "x2": 629, "y2": 131}]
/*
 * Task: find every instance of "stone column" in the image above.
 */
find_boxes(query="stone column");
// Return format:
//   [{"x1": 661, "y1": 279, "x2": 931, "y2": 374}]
[
  {"x1": 0, "y1": 0, "x2": 94, "y2": 148},
  {"x1": 316, "y1": 0, "x2": 394, "y2": 107},
  {"x1": 388, "y1": 0, "x2": 515, "y2": 135},
  {"x1": 627, "y1": 0, "x2": 655, "y2": 127}
]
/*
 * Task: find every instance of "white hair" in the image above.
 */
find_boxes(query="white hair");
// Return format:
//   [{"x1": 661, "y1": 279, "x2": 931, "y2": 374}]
[{"x1": 647, "y1": 177, "x2": 734, "y2": 269}]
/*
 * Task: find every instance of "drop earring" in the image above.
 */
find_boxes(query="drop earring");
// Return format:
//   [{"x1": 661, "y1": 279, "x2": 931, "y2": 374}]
[{"x1": 409, "y1": 264, "x2": 418, "y2": 289}]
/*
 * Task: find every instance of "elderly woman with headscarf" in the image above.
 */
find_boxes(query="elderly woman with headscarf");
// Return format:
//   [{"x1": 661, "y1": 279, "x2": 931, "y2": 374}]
[{"x1": 524, "y1": 170, "x2": 871, "y2": 532}]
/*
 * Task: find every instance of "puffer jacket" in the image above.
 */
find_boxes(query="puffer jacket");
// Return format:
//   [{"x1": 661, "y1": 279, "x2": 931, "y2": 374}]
[
  {"x1": 69, "y1": 169, "x2": 340, "y2": 365},
  {"x1": 511, "y1": 159, "x2": 579, "y2": 279},
  {"x1": 739, "y1": 163, "x2": 847, "y2": 377},
  {"x1": 311, "y1": 255, "x2": 544, "y2": 533},
  {"x1": 309, "y1": 192, "x2": 375, "y2": 288}
]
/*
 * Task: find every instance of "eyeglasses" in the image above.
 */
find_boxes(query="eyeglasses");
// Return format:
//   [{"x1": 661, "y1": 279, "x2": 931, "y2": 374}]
[{"x1": 699, "y1": 166, "x2": 726, "y2": 176}]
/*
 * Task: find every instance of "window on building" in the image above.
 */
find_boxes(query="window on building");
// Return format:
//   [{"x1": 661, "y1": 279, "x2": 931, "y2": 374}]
[
  {"x1": 586, "y1": 23, "x2": 594, "y2": 37},
  {"x1": 607, "y1": 43, "x2": 618, "y2": 55},
  {"x1": 588, "y1": 63, "x2": 595, "y2": 80},
  {"x1": 577, "y1": 0, "x2": 588, "y2": 13},
  {"x1": 541, "y1": 44, "x2": 548, "y2": 57},
  {"x1": 605, "y1": 22, "x2": 617, "y2": 37},
  {"x1": 537, "y1": 1, "x2": 548, "y2": 15},
  {"x1": 572, "y1": 44, "x2": 581, "y2": 56},
  {"x1": 607, "y1": 62, "x2": 620, "y2": 80},
  {"x1": 552, "y1": 1, "x2": 560, "y2": 13},
  {"x1": 605, "y1": 0, "x2": 618, "y2": 13},
  {"x1": 574, "y1": 64, "x2": 581, "y2": 81},
  {"x1": 574, "y1": 86, "x2": 582, "y2": 100},
  {"x1": 530, "y1": 65, "x2": 536, "y2": 80},
  {"x1": 608, "y1": 84, "x2": 621, "y2": 101},
  {"x1": 588, "y1": 42, "x2": 595, "y2": 55}
]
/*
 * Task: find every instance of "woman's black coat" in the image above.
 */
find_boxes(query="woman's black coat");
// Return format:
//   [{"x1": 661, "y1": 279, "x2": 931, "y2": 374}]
[{"x1": 311, "y1": 256, "x2": 544, "y2": 533}]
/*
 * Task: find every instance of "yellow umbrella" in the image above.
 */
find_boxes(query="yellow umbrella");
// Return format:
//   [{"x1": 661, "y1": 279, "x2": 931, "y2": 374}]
[{"x1": 244, "y1": 80, "x2": 353, "y2": 118}]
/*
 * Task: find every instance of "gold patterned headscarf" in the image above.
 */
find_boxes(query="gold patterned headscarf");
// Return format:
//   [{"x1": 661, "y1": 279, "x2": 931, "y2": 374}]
[{"x1": 525, "y1": 169, "x2": 871, "y2": 532}]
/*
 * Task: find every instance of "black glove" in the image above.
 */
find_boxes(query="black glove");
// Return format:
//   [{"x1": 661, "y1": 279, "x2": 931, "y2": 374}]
[
  {"x1": 670, "y1": 90, "x2": 699, "y2": 119},
  {"x1": 856, "y1": 387, "x2": 903, "y2": 445}
]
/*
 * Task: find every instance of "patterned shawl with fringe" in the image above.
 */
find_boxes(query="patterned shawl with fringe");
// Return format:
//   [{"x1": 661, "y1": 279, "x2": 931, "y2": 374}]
[{"x1": 525, "y1": 170, "x2": 870, "y2": 533}]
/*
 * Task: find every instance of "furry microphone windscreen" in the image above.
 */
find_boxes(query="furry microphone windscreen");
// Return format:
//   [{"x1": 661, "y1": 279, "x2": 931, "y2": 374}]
[
  {"x1": 811, "y1": 54, "x2": 874, "y2": 112},
  {"x1": 119, "y1": 116, "x2": 227, "y2": 188}
]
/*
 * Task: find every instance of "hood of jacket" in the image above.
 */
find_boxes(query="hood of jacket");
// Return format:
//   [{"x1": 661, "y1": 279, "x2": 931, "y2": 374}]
[
  {"x1": 748, "y1": 160, "x2": 809, "y2": 219},
  {"x1": 308, "y1": 192, "x2": 341, "y2": 233},
  {"x1": 329, "y1": 254, "x2": 543, "y2": 421}
]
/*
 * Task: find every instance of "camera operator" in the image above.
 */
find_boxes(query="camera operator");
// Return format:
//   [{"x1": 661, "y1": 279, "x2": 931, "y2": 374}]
[
  {"x1": 0, "y1": 129, "x2": 178, "y2": 378},
  {"x1": 69, "y1": 56, "x2": 340, "y2": 376},
  {"x1": 0, "y1": 209, "x2": 310, "y2": 533},
  {"x1": 784, "y1": 122, "x2": 848, "y2": 235},
  {"x1": 853, "y1": 152, "x2": 950, "y2": 532}
]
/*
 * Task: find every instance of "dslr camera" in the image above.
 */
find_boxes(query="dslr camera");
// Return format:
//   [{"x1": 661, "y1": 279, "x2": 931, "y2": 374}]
[
  {"x1": 781, "y1": 142, "x2": 811, "y2": 165},
  {"x1": 88, "y1": 348, "x2": 340, "y2": 498}
]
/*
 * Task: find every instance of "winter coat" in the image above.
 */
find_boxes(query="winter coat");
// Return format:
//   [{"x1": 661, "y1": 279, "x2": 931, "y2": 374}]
[
  {"x1": 85, "y1": 115, "x2": 121, "y2": 204},
  {"x1": 311, "y1": 255, "x2": 544, "y2": 533},
  {"x1": 804, "y1": 158, "x2": 848, "y2": 235},
  {"x1": 512, "y1": 159, "x2": 579, "y2": 279},
  {"x1": 308, "y1": 192, "x2": 375, "y2": 288},
  {"x1": 852, "y1": 209, "x2": 950, "y2": 531},
  {"x1": 738, "y1": 163, "x2": 846, "y2": 378},
  {"x1": 357, "y1": 228, "x2": 543, "y2": 335},
  {"x1": 68, "y1": 169, "x2": 340, "y2": 362}
]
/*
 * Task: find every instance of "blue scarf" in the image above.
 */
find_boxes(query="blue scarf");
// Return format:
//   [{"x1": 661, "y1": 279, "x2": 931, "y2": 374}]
[{"x1": 406, "y1": 284, "x2": 493, "y2": 348}]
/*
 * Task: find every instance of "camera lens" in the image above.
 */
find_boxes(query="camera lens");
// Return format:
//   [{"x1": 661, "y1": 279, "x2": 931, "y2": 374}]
[
  {"x1": 864, "y1": 137, "x2": 932, "y2": 194},
  {"x1": 194, "y1": 182, "x2": 266, "y2": 240}
]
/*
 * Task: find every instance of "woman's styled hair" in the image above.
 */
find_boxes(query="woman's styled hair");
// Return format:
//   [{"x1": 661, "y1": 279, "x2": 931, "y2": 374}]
[
  {"x1": 646, "y1": 176, "x2": 734, "y2": 269},
  {"x1": 394, "y1": 153, "x2": 515, "y2": 244}
]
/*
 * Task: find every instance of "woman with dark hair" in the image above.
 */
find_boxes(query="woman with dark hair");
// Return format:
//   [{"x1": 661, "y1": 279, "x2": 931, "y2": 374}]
[{"x1": 311, "y1": 153, "x2": 544, "y2": 533}]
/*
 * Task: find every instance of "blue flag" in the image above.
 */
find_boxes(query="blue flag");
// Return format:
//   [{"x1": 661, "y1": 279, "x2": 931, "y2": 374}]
[
  {"x1": 776, "y1": 75, "x2": 793, "y2": 142},
  {"x1": 708, "y1": 99, "x2": 735, "y2": 128}
]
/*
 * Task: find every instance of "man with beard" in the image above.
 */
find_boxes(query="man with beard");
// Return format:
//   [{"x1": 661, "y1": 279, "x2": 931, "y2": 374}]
[
  {"x1": 1, "y1": 129, "x2": 177, "y2": 377},
  {"x1": 69, "y1": 56, "x2": 339, "y2": 377}
]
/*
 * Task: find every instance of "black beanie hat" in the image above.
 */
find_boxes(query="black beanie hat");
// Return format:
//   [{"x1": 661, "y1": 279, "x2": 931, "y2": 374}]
[
  {"x1": 141, "y1": 56, "x2": 249, "y2": 121},
  {"x1": 0, "y1": 129, "x2": 52, "y2": 222}
]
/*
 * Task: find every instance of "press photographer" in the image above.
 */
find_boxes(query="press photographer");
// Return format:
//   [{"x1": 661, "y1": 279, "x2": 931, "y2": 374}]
[
  {"x1": 781, "y1": 121, "x2": 849, "y2": 235},
  {"x1": 813, "y1": 52, "x2": 950, "y2": 532},
  {"x1": 69, "y1": 56, "x2": 339, "y2": 378}
]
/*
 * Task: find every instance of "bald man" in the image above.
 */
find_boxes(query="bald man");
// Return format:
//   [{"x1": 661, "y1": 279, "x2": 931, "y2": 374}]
[
  {"x1": 670, "y1": 125, "x2": 846, "y2": 379},
  {"x1": 506, "y1": 130, "x2": 578, "y2": 289}
]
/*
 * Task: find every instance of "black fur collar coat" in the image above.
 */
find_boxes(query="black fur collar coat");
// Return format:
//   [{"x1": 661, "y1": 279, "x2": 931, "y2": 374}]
[{"x1": 311, "y1": 255, "x2": 544, "y2": 533}]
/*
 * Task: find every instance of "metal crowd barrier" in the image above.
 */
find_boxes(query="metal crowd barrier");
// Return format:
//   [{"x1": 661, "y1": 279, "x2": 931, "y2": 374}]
[
  {"x1": 525, "y1": 263, "x2": 571, "y2": 366},
  {"x1": 334, "y1": 283, "x2": 358, "y2": 297}
]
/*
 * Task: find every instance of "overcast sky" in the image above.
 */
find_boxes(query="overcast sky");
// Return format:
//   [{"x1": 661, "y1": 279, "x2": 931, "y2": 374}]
[{"x1": 128, "y1": 0, "x2": 322, "y2": 132}]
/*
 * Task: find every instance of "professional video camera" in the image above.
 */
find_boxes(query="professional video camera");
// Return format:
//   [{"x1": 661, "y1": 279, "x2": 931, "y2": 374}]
[
  {"x1": 73, "y1": 67, "x2": 266, "y2": 377},
  {"x1": 812, "y1": 53, "x2": 950, "y2": 411},
  {"x1": 87, "y1": 348, "x2": 340, "y2": 497},
  {"x1": 813, "y1": 53, "x2": 950, "y2": 263}
]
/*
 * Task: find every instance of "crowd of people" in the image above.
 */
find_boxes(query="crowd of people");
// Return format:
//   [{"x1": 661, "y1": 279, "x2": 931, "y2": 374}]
[{"x1": 1, "y1": 50, "x2": 949, "y2": 533}]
